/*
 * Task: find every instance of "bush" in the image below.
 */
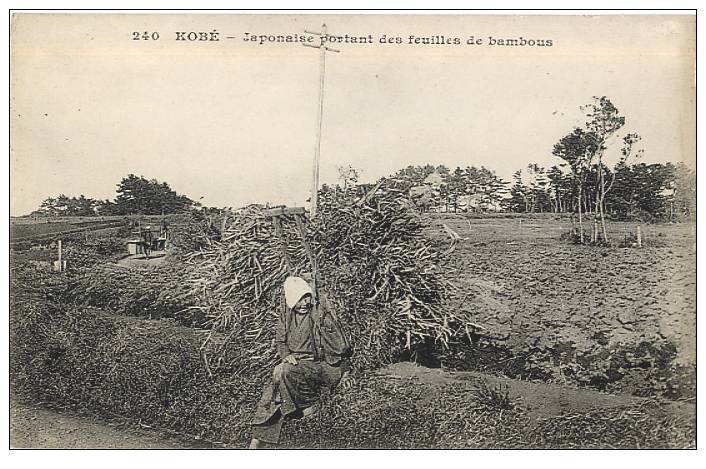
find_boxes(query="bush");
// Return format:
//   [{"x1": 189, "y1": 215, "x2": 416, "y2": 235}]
[
  {"x1": 62, "y1": 233, "x2": 127, "y2": 269},
  {"x1": 62, "y1": 263, "x2": 200, "y2": 325},
  {"x1": 472, "y1": 379, "x2": 513, "y2": 411},
  {"x1": 10, "y1": 301, "x2": 262, "y2": 445},
  {"x1": 10, "y1": 298, "x2": 693, "y2": 449},
  {"x1": 165, "y1": 212, "x2": 220, "y2": 256}
]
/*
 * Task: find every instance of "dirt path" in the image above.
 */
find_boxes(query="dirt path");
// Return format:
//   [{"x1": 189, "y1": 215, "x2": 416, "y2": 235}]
[
  {"x1": 378, "y1": 362, "x2": 693, "y2": 420},
  {"x1": 10, "y1": 398, "x2": 198, "y2": 449},
  {"x1": 116, "y1": 251, "x2": 167, "y2": 268}
]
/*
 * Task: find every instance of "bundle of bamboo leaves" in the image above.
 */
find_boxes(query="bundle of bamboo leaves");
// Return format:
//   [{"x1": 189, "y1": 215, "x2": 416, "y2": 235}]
[{"x1": 182, "y1": 184, "x2": 475, "y2": 373}]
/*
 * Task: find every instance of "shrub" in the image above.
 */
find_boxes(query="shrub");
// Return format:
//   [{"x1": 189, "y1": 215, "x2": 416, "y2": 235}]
[
  {"x1": 62, "y1": 263, "x2": 199, "y2": 325},
  {"x1": 10, "y1": 299, "x2": 693, "y2": 449},
  {"x1": 10, "y1": 301, "x2": 262, "y2": 445}
]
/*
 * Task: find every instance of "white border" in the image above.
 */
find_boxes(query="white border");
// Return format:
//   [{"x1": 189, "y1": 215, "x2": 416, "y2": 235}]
[{"x1": 2, "y1": 3, "x2": 702, "y2": 468}]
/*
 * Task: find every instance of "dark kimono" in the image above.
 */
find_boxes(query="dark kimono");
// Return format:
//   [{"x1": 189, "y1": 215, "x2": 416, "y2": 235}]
[{"x1": 251, "y1": 292, "x2": 352, "y2": 444}]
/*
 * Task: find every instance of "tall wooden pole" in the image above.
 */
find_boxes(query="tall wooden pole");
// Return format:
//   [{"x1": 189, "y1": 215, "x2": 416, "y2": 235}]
[
  {"x1": 57, "y1": 239, "x2": 62, "y2": 272},
  {"x1": 304, "y1": 24, "x2": 339, "y2": 218},
  {"x1": 310, "y1": 24, "x2": 327, "y2": 218}
]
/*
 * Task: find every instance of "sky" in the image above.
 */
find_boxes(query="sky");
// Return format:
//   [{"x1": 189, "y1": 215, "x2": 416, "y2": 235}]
[{"x1": 9, "y1": 13, "x2": 695, "y2": 215}]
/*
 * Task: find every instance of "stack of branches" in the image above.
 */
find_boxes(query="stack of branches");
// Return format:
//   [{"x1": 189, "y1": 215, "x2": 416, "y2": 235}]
[
  {"x1": 184, "y1": 183, "x2": 476, "y2": 374},
  {"x1": 179, "y1": 205, "x2": 309, "y2": 377},
  {"x1": 312, "y1": 186, "x2": 461, "y2": 368}
]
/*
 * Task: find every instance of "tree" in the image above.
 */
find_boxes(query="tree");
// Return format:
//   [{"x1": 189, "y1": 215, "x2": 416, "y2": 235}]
[
  {"x1": 391, "y1": 165, "x2": 437, "y2": 192},
  {"x1": 582, "y1": 96, "x2": 627, "y2": 242},
  {"x1": 609, "y1": 162, "x2": 678, "y2": 221},
  {"x1": 477, "y1": 168, "x2": 509, "y2": 212},
  {"x1": 670, "y1": 162, "x2": 696, "y2": 220},
  {"x1": 337, "y1": 165, "x2": 361, "y2": 192},
  {"x1": 114, "y1": 174, "x2": 194, "y2": 215},
  {"x1": 507, "y1": 170, "x2": 529, "y2": 212},
  {"x1": 447, "y1": 167, "x2": 467, "y2": 213},
  {"x1": 524, "y1": 164, "x2": 552, "y2": 213},
  {"x1": 547, "y1": 165, "x2": 574, "y2": 213},
  {"x1": 434, "y1": 165, "x2": 451, "y2": 212},
  {"x1": 460, "y1": 166, "x2": 507, "y2": 212},
  {"x1": 38, "y1": 194, "x2": 101, "y2": 216},
  {"x1": 552, "y1": 128, "x2": 600, "y2": 242}
]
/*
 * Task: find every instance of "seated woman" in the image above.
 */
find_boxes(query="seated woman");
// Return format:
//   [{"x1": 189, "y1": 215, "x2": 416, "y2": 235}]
[{"x1": 249, "y1": 276, "x2": 354, "y2": 448}]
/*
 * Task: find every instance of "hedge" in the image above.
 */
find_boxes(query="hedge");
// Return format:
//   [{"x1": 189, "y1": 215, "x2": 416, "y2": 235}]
[{"x1": 10, "y1": 300, "x2": 694, "y2": 448}]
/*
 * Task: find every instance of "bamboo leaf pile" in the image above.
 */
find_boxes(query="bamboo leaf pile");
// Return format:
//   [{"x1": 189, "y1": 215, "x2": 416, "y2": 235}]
[{"x1": 181, "y1": 185, "x2": 478, "y2": 373}]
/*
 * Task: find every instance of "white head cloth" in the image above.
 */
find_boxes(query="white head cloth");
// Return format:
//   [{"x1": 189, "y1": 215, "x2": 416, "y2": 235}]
[{"x1": 283, "y1": 276, "x2": 313, "y2": 309}]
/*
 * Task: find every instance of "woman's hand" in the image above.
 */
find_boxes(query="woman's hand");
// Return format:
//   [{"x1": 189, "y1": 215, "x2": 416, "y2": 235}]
[
  {"x1": 339, "y1": 371, "x2": 355, "y2": 390},
  {"x1": 283, "y1": 355, "x2": 298, "y2": 366}
]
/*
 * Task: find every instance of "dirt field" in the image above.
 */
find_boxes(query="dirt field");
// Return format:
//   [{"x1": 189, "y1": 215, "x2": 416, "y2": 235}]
[
  {"x1": 427, "y1": 216, "x2": 696, "y2": 396},
  {"x1": 9, "y1": 215, "x2": 162, "y2": 241}
]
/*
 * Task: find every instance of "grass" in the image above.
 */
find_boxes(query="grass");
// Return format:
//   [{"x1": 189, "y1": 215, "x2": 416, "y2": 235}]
[
  {"x1": 10, "y1": 298, "x2": 693, "y2": 449},
  {"x1": 471, "y1": 379, "x2": 513, "y2": 411}
]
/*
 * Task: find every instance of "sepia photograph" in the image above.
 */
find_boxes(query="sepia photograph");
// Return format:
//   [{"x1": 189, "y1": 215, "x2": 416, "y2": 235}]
[{"x1": 8, "y1": 11, "x2": 696, "y2": 449}]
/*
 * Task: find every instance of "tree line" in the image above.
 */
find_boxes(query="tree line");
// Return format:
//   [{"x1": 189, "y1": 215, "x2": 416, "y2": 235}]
[
  {"x1": 31, "y1": 96, "x2": 695, "y2": 227},
  {"x1": 34, "y1": 174, "x2": 195, "y2": 217},
  {"x1": 506, "y1": 160, "x2": 694, "y2": 220},
  {"x1": 385, "y1": 160, "x2": 693, "y2": 222},
  {"x1": 387, "y1": 97, "x2": 694, "y2": 226}
]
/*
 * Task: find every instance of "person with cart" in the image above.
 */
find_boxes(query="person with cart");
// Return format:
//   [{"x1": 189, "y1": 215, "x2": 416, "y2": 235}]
[{"x1": 141, "y1": 226, "x2": 153, "y2": 258}]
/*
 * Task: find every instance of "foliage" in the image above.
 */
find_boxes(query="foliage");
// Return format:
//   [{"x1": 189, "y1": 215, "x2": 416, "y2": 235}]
[
  {"x1": 390, "y1": 164, "x2": 439, "y2": 191},
  {"x1": 505, "y1": 164, "x2": 552, "y2": 213},
  {"x1": 284, "y1": 377, "x2": 691, "y2": 449},
  {"x1": 37, "y1": 194, "x2": 103, "y2": 217},
  {"x1": 32, "y1": 174, "x2": 196, "y2": 217},
  {"x1": 164, "y1": 211, "x2": 221, "y2": 256},
  {"x1": 530, "y1": 401, "x2": 694, "y2": 449},
  {"x1": 397, "y1": 164, "x2": 509, "y2": 213},
  {"x1": 113, "y1": 174, "x2": 195, "y2": 215},
  {"x1": 9, "y1": 299, "x2": 693, "y2": 449},
  {"x1": 62, "y1": 234, "x2": 128, "y2": 269},
  {"x1": 10, "y1": 302, "x2": 262, "y2": 446},
  {"x1": 63, "y1": 263, "x2": 198, "y2": 324},
  {"x1": 472, "y1": 380, "x2": 514, "y2": 410},
  {"x1": 313, "y1": 186, "x2": 458, "y2": 369},
  {"x1": 609, "y1": 161, "x2": 695, "y2": 221},
  {"x1": 336, "y1": 165, "x2": 361, "y2": 192},
  {"x1": 179, "y1": 183, "x2": 458, "y2": 373},
  {"x1": 670, "y1": 162, "x2": 696, "y2": 220}
]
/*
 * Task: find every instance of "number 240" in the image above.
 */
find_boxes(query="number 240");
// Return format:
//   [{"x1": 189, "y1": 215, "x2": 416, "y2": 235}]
[{"x1": 132, "y1": 31, "x2": 160, "y2": 40}]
